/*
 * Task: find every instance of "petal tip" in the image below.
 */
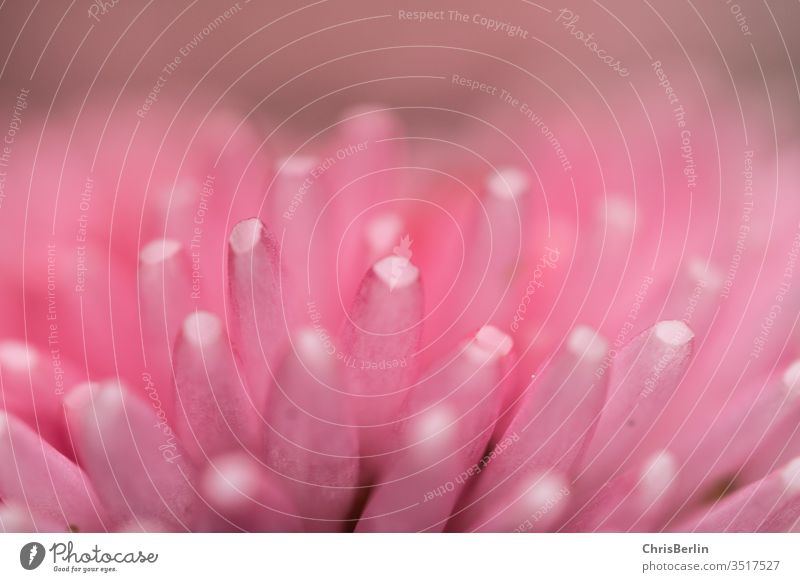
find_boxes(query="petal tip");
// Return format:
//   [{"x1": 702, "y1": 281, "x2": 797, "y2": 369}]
[
  {"x1": 229, "y1": 218, "x2": 265, "y2": 255},
  {"x1": 781, "y1": 457, "x2": 800, "y2": 492},
  {"x1": 654, "y1": 320, "x2": 694, "y2": 346},
  {"x1": 782, "y1": 360, "x2": 800, "y2": 392},
  {"x1": 567, "y1": 325, "x2": 607, "y2": 361},
  {"x1": 474, "y1": 325, "x2": 513, "y2": 358},
  {"x1": 140, "y1": 239, "x2": 181, "y2": 265},
  {"x1": 183, "y1": 311, "x2": 222, "y2": 346},
  {"x1": 373, "y1": 255, "x2": 419, "y2": 289},
  {"x1": 0, "y1": 340, "x2": 38, "y2": 372},
  {"x1": 486, "y1": 167, "x2": 528, "y2": 200}
]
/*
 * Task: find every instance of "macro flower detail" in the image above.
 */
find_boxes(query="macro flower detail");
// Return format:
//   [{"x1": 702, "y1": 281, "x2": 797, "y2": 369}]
[{"x1": 1, "y1": 104, "x2": 799, "y2": 535}]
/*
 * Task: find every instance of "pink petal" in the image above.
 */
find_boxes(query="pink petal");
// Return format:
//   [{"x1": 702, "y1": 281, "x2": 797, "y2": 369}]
[
  {"x1": 581, "y1": 320, "x2": 694, "y2": 483},
  {"x1": 674, "y1": 359, "x2": 800, "y2": 510},
  {"x1": 675, "y1": 456, "x2": 800, "y2": 532},
  {"x1": 338, "y1": 255, "x2": 423, "y2": 461},
  {"x1": 358, "y1": 326, "x2": 512, "y2": 532},
  {"x1": 138, "y1": 238, "x2": 192, "y2": 421},
  {"x1": 455, "y1": 326, "x2": 607, "y2": 528},
  {"x1": 64, "y1": 381, "x2": 202, "y2": 530},
  {"x1": 200, "y1": 451, "x2": 303, "y2": 532},
  {"x1": 0, "y1": 341, "x2": 73, "y2": 450},
  {"x1": 228, "y1": 218, "x2": 288, "y2": 410},
  {"x1": 0, "y1": 410, "x2": 106, "y2": 532},
  {"x1": 458, "y1": 471, "x2": 571, "y2": 532},
  {"x1": 174, "y1": 311, "x2": 258, "y2": 459},
  {"x1": 564, "y1": 450, "x2": 678, "y2": 532},
  {"x1": 264, "y1": 327, "x2": 360, "y2": 531}
]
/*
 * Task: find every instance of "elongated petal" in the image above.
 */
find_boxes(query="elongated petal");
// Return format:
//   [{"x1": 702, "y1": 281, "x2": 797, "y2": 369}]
[
  {"x1": 0, "y1": 502, "x2": 66, "y2": 532},
  {"x1": 138, "y1": 239, "x2": 192, "y2": 420},
  {"x1": 0, "y1": 411, "x2": 106, "y2": 532},
  {"x1": 339, "y1": 255, "x2": 424, "y2": 459},
  {"x1": 564, "y1": 450, "x2": 678, "y2": 532},
  {"x1": 581, "y1": 321, "x2": 694, "y2": 482},
  {"x1": 228, "y1": 218, "x2": 288, "y2": 409},
  {"x1": 64, "y1": 381, "x2": 201, "y2": 530},
  {"x1": 675, "y1": 457, "x2": 800, "y2": 532},
  {"x1": 264, "y1": 327, "x2": 360, "y2": 531},
  {"x1": 357, "y1": 326, "x2": 512, "y2": 532},
  {"x1": 0, "y1": 341, "x2": 72, "y2": 449},
  {"x1": 201, "y1": 452, "x2": 303, "y2": 532},
  {"x1": 459, "y1": 471, "x2": 571, "y2": 533},
  {"x1": 455, "y1": 326, "x2": 607, "y2": 529},
  {"x1": 455, "y1": 168, "x2": 528, "y2": 334},
  {"x1": 174, "y1": 311, "x2": 258, "y2": 460},
  {"x1": 676, "y1": 360, "x2": 800, "y2": 507}
]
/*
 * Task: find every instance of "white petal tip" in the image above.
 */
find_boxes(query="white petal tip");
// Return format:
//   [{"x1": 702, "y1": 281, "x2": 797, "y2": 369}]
[
  {"x1": 63, "y1": 382, "x2": 94, "y2": 412},
  {"x1": 465, "y1": 326, "x2": 513, "y2": 363},
  {"x1": 183, "y1": 311, "x2": 223, "y2": 346},
  {"x1": 140, "y1": 239, "x2": 181, "y2": 265},
  {"x1": 567, "y1": 326, "x2": 607, "y2": 361},
  {"x1": 688, "y1": 257, "x2": 723, "y2": 287},
  {"x1": 97, "y1": 381, "x2": 127, "y2": 410},
  {"x1": 475, "y1": 325, "x2": 513, "y2": 356},
  {"x1": 366, "y1": 214, "x2": 404, "y2": 255},
  {"x1": 294, "y1": 327, "x2": 333, "y2": 369},
  {"x1": 640, "y1": 450, "x2": 677, "y2": 496},
  {"x1": 412, "y1": 407, "x2": 455, "y2": 443},
  {"x1": 203, "y1": 454, "x2": 260, "y2": 507},
  {"x1": 782, "y1": 360, "x2": 800, "y2": 392},
  {"x1": 373, "y1": 255, "x2": 419, "y2": 289},
  {"x1": 604, "y1": 196, "x2": 635, "y2": 230},
  {"x1": 654, "y1": 320, "x2": 694, "y2": 346},
  {"x1": 0, "y1": 341, "x2": 38, "y2": 372},
  {"x1": 523, "y1": 472, "x2": 568, "y2": 510},
  {"x1": 487, "y1": 167, "x2": 528, "y2": 200},
  {"x1": 229, "y1": 218, "x2": 265, "y2": 255},
  {"x1": 781, "y1": 457, "x2": 800, "y2": 492},
  {"x1": 276, "y1": 155, "x2": 317, "y2": 175}
]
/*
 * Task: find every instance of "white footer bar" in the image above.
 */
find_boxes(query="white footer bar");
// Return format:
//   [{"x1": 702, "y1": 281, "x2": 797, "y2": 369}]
[{"x1": 1, "y1": 533, "x2": 797, "y2": 581}]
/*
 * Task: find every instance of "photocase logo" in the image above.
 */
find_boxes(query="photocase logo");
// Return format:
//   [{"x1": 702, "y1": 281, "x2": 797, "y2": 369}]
[
  {"x1": 20, "y1": 542, "x2": 46, "y2": 570},
  {"x1": 389, "y1": 234, "x2": 413, "y2": 291}
]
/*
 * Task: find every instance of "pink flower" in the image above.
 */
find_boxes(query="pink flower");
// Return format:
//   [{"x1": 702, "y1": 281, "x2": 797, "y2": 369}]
[{"x1": 1, "y1": 102, "x2": 799, "y2": 534}]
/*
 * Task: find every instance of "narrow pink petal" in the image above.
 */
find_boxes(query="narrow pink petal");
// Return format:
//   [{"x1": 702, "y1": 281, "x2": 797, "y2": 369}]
[
  {"x1": 200, "y1": 452, "x2": 303, "y2": 532},
  {"x1": 458, "y1": 471, "x2": 571, "y2": 532},
  {"x1": 675, "y1": 456, "x2": 800, "y2": 532},
  {"x1": 266, "y1": 156, "x2": 336, "y2": 311},
  {"x1": 661, "y1": 258, "x2": 723, "y2": 336},
  {"x1": 264, "y1": 327, "x2": 359, "y2": 531},
  {"x1": 138, "y1": 238, "x2": 192, "y2": 420},
  {"x1": 455, "y1": 326, "x2": 607, "y2": 528},
  {"x1": 0, "y1": 502, "x2": 65, "y2": 532},
  {"x1": 139, "y1": 238, "x2": 191, "y2": 345},
  {"x1": 357, "y1": 326, "x2": 512, "y2": 532},
  {"x1": 739, "y1": 360, "x2": 800, "y2": 482},
  {"x1": 266, "y1": 156, "x2": 320, "y2": 262},
  {"x1": 503, "y1": 326, "x2": 607, "y2": 473},
  {"x1": 64, "y1": 381, "x2": 201, "y2": 530},
  {"x1": 357, "y1": 407, "x2": 464, "y2": 532},
  {"x1": 675, "y1": 359, "x2": 800, "y2": 507},
  {"x1": 0, "y1": 341, "x2": 73, "y2": 449},
  {"x1": 564, "y1": 450, "x2": 678, "y2": 532},
  {"x1": 228, "y1": 218, "x2": 288, "y2": 409},
  {"x1": 339, "y1": 255, "x2": 423, "y2": 459},
  {"x1": 581, "y1": 320, "x2": 694, "y2": 482},
  {"x1": 174, "y1": 311, "x2": 258, "y2": 459},
  {"x1": 455, "y1": 168, "x2": 528, "y2": 334},
  {"x1": 0, "y1": 411, "x2": 106, "y2": 532}
]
